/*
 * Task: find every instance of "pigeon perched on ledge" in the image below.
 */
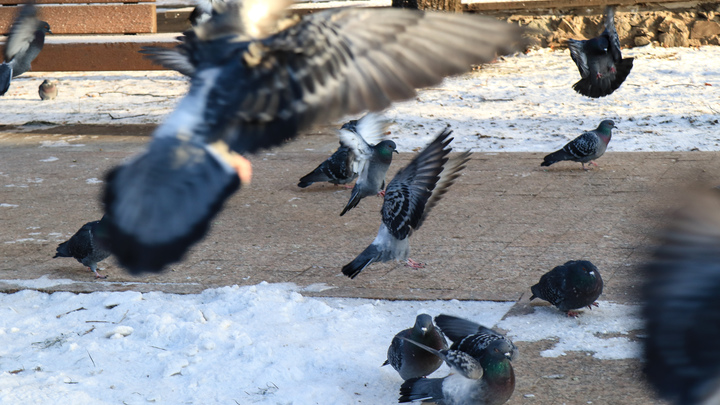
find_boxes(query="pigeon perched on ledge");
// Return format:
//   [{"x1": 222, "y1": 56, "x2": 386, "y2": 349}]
[
  {"x1": 567, "y1": 7, "x2": 634, "y2": 98},
  {"x1": 109, "y1": 0, "x2": 528, "y2": 274},
  {"x1": 530, "y1": 260, "x2": 604, "y2": 317},
  {"x1": 384, "y1": 314, "x2": 448, "y2": 380},
  {"x1": 342, "y1": 128, "x2": 470, "y2": 279},
  {"x1": 541, "y1": 120, "x2": 614, "y2": 170},
  {"x1": 53, "y1": 217, "x2": 111, "y2": 279},
  {"x1": 0, "y1": 2, "x2": 52, "y2": 96}
]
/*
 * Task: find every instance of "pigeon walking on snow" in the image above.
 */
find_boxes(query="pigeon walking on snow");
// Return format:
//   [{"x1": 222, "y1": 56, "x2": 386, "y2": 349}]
[
  {"x1": 398, "y1": 338, "x2": 516, "y2": 405},
  {"x1": 384, "y1": 314, "x2": 448, "y2": 380},
  {"x1": 434, "y1": 314, "x2": 518, "y2": 361},
  {"x1": 567, "y1": 7, "x2": 633, "y2": 98},
  {"x1": 298, "y1": 114, "x2": 391, "y2": 189},
  {"x1": 541, "y1": 120, "x2": 614, "y2": 170},
  {"x1": 38, "y1": 79, "x2": 57, "y2": 100},
  {"x1": 341, "y1": 128, "x2": 470, "y2": 279},
  {"x1": 53, "y1": 217, "x2": 111, "y2": 279},
  {"x1": 530, "y1": 260, "x2": 603, "y2": 317},
  {"x1": 0, "y1": 2, "x2": 51, "y2": 96},
  {"x1": 643, "y1": 191, "x2": 720, "y2": 404},
  {"x1": 109, "y1": 0, "x2": 527, "y2": 274}
]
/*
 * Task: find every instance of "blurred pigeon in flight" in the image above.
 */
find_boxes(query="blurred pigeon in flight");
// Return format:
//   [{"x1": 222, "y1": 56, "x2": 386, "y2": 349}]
[
  {"x1": 434, "y1": 314, "x2": 518, "y2": 361},
  {"x1": 342, "y1": 128, "x2": 470, "y2": 279},
  {"x1": 541, "y1": 120, "x2": 614, "y2": 170},
  {"x1": 53, "y1": 217, "x2": 111, "y2": 279},
  {"x1": 530, "y1": 260, "x2": 604, "y2": 317},
  {"x1": 399, "y1": 338, "x2": 516, "y2": 405},
  {"x1": 0, "y1": 2, "x2": 51, "y2": 96},
  {"x1": 38, "y1": 78, "x2": 57, "y2": 100},
  {"x1": 108, "y1": 0, "x2": 527, "y2": 274},
  {"x1": 643, "y1": 191, "x2": 720, "y2": 404},
  {"x1": 298, "y1": 113, "x2": 391, "y2": 189},
  {"x1": 383, "y1": 314, "x2": 448, "y2": 380},
  {"x1": 567, "y1": 7, "x2": 633, "y2": 98}
]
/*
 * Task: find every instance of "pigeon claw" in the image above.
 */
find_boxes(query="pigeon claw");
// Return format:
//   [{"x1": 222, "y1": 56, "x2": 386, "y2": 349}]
[
  {"x1": 566, "y1": 310, "x2": 581, "y2": 318},
  {"x1": 230, "y1": 154, "x2": 253, "y2": 185},
  {"x1": 377, "y1": 190, "x2": 386, "y2": 198},
  {"x1": 405, "y1": 258, "x2": 425, "y2": 269},
  {"x1": 588, "y1": 301, "x2": 600, "y2": 309}
]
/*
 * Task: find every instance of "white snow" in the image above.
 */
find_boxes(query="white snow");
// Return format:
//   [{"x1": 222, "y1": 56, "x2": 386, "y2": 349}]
[
  {"x1": 39, "y1": 156, "x2": 59, "y2": 162},
  {"x1": 85, "y1": 178, "x2": 103, "y2": 184},
  {"x1": 0, "y1": 203, "x2": 19, "y2": 208}
]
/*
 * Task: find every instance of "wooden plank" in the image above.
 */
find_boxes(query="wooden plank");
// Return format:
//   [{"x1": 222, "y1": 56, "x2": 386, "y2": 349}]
[
  {"x1": 0, "y1": 4, "x2": 156, "y2": 34},
  {"x1": 0, "y1": 0, "x2": 153, "y2": 4},
  {"x1": 464, "y1": 0, "x2": 683, "y2": 12}
]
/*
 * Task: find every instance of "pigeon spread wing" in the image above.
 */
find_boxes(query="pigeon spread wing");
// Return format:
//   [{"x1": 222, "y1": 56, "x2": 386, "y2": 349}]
[
  {"x1": 4, "y1": 3, "x2": 39, "y2": 62},
  {"x1": 604, "y1": 7, "x2": 623, "y2": 63},
  {"x1": 567, "y1": 40, "x2": 590, "y2": 79}
]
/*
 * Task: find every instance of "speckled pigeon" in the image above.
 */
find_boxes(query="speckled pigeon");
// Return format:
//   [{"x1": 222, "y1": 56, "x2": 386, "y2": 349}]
[
  {"x1": 38, "y1": 79, "x2": 57, "y2": 100},
  {"x1": 643, "y1": 191, "x2": 720, "y2": 405},
  {"x1": 53, "y1": 217, "x2": 111, "y2": 279},
  {"x1": 298, "y1": 113, "x2": 391, "y2": 189},
  {"x1": 383, "y1": 314, "x2": 448, "y2": 380},
  {"x1": 107, "y1": 0, "x2": 527, "y2": 274},
  {"x1": 341, "y1": 128, "x2": 470, "y2": 279},
  {"x1": 530, "y1": 260, "x2": 603, "y2": 317},
  {"x1": 434, "y1": 314, "x2": 518, "y2": 361},
  {"x1": 399, "y1": 339, "x2": 516, "y2": 405},
  {"x1": 567, "y1": 7, "x2": 634, "y2": 98},
  {"x1": 0, "y1": 2, "x2": 52, "y2": 96},
  {"x1": 398, "y1": 335, "x2": 483, "y2": 380},
  {"x1": 541, "y1": 120, "x2": 614, "y2": 170}
]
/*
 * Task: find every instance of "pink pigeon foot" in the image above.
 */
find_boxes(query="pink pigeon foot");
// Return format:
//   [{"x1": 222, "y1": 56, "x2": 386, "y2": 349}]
[{"x1": 405, "y1": 258, "x2": 425, "y2": 269}]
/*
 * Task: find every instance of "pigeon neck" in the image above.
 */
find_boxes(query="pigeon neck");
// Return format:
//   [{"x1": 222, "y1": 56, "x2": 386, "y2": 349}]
[{"x1": 482, "y1": 359, "x2": 515, "y2": 393}]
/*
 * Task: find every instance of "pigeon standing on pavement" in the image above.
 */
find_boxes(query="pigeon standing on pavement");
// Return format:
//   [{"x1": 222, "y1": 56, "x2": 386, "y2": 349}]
[
  {"x1": 398, "y1": 338, "x2": 516, "y2": 405},
  {"x1": 53, "y1": 217, "x2": 111, "y2": 279},
  {"x1": 383, "y1": 314, "x2": 448, "y2": 380},
  {"x1": 434, "y1": 314, "x2": 519, "y2": 361},
  {"x1": 38, "y1": 79, "x2": 57, "y2": 100},
  {"x1": 541, "y1": 120, "x2": 615, "y2": 170},
  {"x1": 567, "y1": 7, "x2": 634, "y2": 98},
  {"x1": 109, "y1": 0, "x2": 527, "y2": 274},
  {"x1": 643, "y1": 191, "x2": 720, "y2": 405},
  {"x1": 530, "y1": 260, "x2": 604, "y2": 317},
  {"x1": 0, "y1": 2, "x2": 51, "y2": 96},
  {"x1": 298, "y1": 114, "x2": 391, "y2": 189},
  {"x1": 342, "y1": 128, "x2": 470, "y2": 279}
]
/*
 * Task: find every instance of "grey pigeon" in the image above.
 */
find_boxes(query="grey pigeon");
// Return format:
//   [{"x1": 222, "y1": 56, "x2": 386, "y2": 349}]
[
  {"x1": 53, "y1": 217, "x2": 111, "y2": 279},
  {"x1": 383, "y1": 314, "x2": 449, "y2": 380},
  {"x1": 643, "y1": 191, "x2": 720, "y2": 404},
  {"x1": 530, "y1": 260, "x2": 603, "y2": 317},
  {"x1": 398, "y1": 336, "x2": 483, "y2": 380},
  {"x1": 399, "y1": 339, "x2": 516, "y2": 405},
  {"x1": 38, "y1": 79, "x2": 57, "y2": 100},
  {"x1": 541, "y1": 120, "x2": 615, "y2": 170},
  {"x1": 0, "y1": 2, "x2": 51, "y2": 96},
  {"x1": 106, "y1": 0, "x2": 527, "y2": 274},
  {"x1": 342, "y1": 128, "x2": 470, "y2": 279},
  {"x1": 434, "y1": 314, "x2": 518, "y2": 361},
  {"x1": 567, "y1": 7, "x2": 633, "y2": 98},
  {"x1": 339, "y1": 136, "x2": 397, "y2": 215},
  {"x1": 298, "y1": 114, "x2": 390, "y2": 189}
]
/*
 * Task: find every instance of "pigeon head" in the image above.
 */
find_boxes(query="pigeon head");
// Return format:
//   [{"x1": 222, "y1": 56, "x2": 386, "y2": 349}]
[
  {"x1": 376, "y1": 140, "x2": 398, "y2": 158},
  {"x1": 38, "y1": 21, "x2": 52, "y2": 34},
  {"x1": 587, "y1": 36, "x2": 609, "y2": 54},
  {"x1": 412, "y1": 314, "x2": 435, "y2": 336},
  {"x1": 484, "y1": 339, "x2": 515, "y2": 362},
  {"x1": 568, "y1": 260, "x2": 602, "y2": 288},
  {"x1": 597, "y1": 120, "x2": 615, "y2": 136}
]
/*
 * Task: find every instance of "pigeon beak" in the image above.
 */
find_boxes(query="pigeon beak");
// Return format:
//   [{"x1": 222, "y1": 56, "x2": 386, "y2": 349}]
[
  {"x1": 393, "y1": 150, "x2": 399, "y2": 154},
  {"x1": 504, "y1": 352, "x2": 512, "y2": 360},
  {"x1": 421, "y1": 326, "x2": 428, "y2": 333}
]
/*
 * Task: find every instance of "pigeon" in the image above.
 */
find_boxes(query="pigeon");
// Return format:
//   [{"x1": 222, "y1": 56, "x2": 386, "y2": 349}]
[
  {"x1": 0, "y1": 2, "x2": 51, "y2": 96},
  {"x1": 399, "y1": 339, "x2": 516, "y2": 405},
  {"x1": 398, "y1": 336, "x2": 483, "y2": 380},
  {"x1": 298, "y1": 113, "x2": 391, "y2": 189},
  {"x1": 643, "y1": 191, "x2": 720, "y2": 405},
  {"x1": 541, "y1": 120, "x2": 615, "y2": 170},
  {"x1": 38, "y1": 79, "x2": 57, "y2": 100},
  {"x1": 339, "y1": 137, "x2": 397, "y2": 215},
  {"x1": 53, "y1": 217, "x2": 111, "y2": 279},
  {"x1": 342, "y1": 128, "x2": 470, "y2": 279},
  {"x1": 567, "y1": 7, "x2": 634, "y2": 98},
  {"x1": 434, "y1": 314, "x2": 518, "y2": 361},
  {"x1": 383, "y1": 314, "x2": 449, "y2": 380},
  {"x1": 530, "y1": 260, "x2": 603, "y2": 317},
  {"x1": 108, "y1": 0, "x2": 527, "y2": 274}
]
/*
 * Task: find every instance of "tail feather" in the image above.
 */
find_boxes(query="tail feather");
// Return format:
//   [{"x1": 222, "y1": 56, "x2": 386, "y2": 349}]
[
  {"x1": 0, "y1": 63, "x2": 13, "y2": 96},
  {"x1": 53, "y1": 241, "x2": 71, "y2": 258},
  {"x1": 298, "y1": 169, "x2": 330, "y2": 188},
  {"x1": 399, "y1": 377, "x2": 444, "y2": 403},
  {"x1": 340, "y1": 189, "x2": 362, "y2": 216},
  {"x1": 541, "y1": 149, "x2": 573, "y2": 166},
  {"x1": 610, "y1": 58, "x2": 634, "y2": 92},
  {"x1": 342, "y1": 244, "x2": 380, "y2": 279}
]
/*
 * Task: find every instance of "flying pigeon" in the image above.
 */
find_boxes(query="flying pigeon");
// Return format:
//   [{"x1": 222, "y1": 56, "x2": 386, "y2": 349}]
[
  {"x1": 567, "y1": 7, "x2": 634, "y2": 98},
  {"x1": 399, "y1": 339, "x2": 516, "y2": 405},
  {"x1": 643, "y1": 191, "x2": 720, "y2": 404},
  {"x1": 53, "y1": 217, "x2": 111, "y2": 279},
  {"x1": 434, "y1": 314, "x2": 518, "y2": 361},
  {"x1": 341, "y1": 128, "x2": 470, "y2": 279},
  {"x1": 0, "y1": 2, "x2": 51, "y2": 96},
  {"x1": 541, "y1": 120, "x2": 615, "y2": 170},
  {"x1": 383, "y1": 314, "x2": 449, "y2": 380},
  {"x1": 530, "y1": 260, "x2": 604, "y2": 317},
  {"x1": 38, "y1": 79, "x2": 57, "y2": 100},
  {"x1": 107, "y1": 0, "x2": 527, "y2": 274},
  {"x1": 339, "y1": 136, "x2": 397, "y2": 215},
  {"x1": 298, "y1": 113, "x2": 391, "y2": 189}
]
